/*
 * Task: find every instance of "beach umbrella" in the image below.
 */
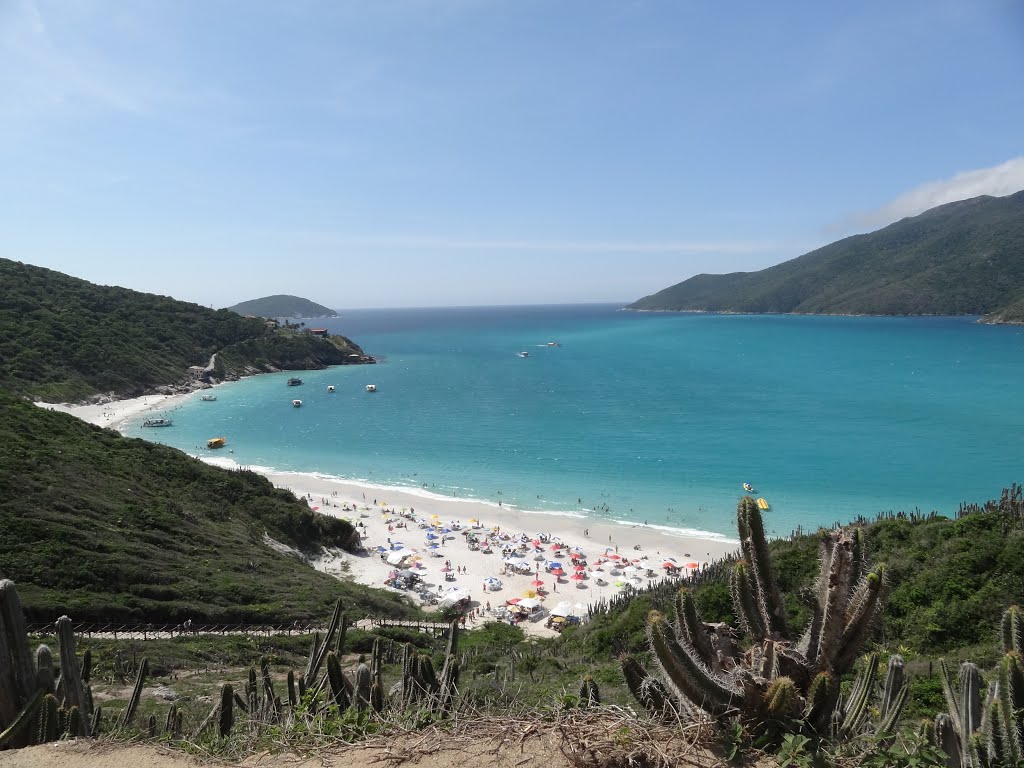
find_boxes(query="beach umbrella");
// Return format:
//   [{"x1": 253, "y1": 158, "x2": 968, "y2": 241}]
[
  {"x1": 685, "y1": 562, "x2": 700, "y2": 569},
  {"x1": 662, "y1": 562, "x2": 676, "y2": 569},
  {"x1": 614, "y1": 581, "x2": 626, "y2": 587},
  {"x1": 441, "y1": 528, "x2": 452, "y2": 534},
  {"x1": 550, "y1": 543, "x2": 562, "y2": 551},
  {"x1": 531, "y1": 539, "x2": 541, "y2": 547},
  {"x1": 440, "y1": 566, "x2": 452, "y2": 572},
  {"x1": 550, "y1": 568, "x2": 565, "y2": 576},
  {"x1": 531, "y1": 578, "x2": 545, "y2": 587},
  {"x1": 428, "y1": 543, "x2": 440, "y2": 549},
  {"x1": 571, "y1": 573, "x2": 585, "y2": 581},
  {"x1": 431, "y1": 514, "x2": 440, "y2": 519},
  {"x1": 426, "y1": 533, "x2": 438, "y2": 540},
  {"x1": 469, "y1": 518, "x2": 479, "y2": 523},
  {"x1": 608, "y1": 553, "x2": 621, "y2": 560},
  {"x1": 574, "y1": 564, "x2": 587, "y2": 572},
  {"x1": 376, "y1": 546, "x2": 387, "y2": 553},
  {"x1": 506, "y1": 598, "x2": 521, "y2": 605},
  {"x1": 549, "y1": 562, "x2": 562, "y2": 569},
  {"x1": 519, "y1": 597, "x2": 542, "y2": 609}
]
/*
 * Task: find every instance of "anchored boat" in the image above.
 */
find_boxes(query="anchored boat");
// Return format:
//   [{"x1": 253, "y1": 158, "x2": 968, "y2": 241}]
[
  {"x1": 142, "y1": 418, "x2": 173, "y2": 428},
  {"x1": 366, "y1": 384, "x2": 377, "y2": 392},
  {"x1": 292, "y1": 399, "x2": 302, "y2": 407},
  {"x1": 207, "y1": 437, "x2": 227, "y2": 449},
  {"x1": 756, "y1": 498, "x2": 770, "y2": 510},
  {"x1": 287, "y1": 377, "x2": 303, "y2": 386}
]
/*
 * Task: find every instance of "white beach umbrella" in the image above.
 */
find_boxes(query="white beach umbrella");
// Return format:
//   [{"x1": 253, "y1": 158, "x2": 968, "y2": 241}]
[
  {"x1": 518, "y1": 597, "x2": 542, "y2": 610},
  {"x1": 550, "y1": 601, "x2": 573, "y2": 617},
  {"x1": 386, "y1": 549, "x2": 412, "y2": 566}
]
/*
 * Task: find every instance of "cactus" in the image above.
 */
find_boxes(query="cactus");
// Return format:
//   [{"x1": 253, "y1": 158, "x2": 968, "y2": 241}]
[
  {"x1": 623, "y1": 499, "x2": 898, "y2": 744},
  {"x1": 326, "y1": 652, "x2": 351, "y2": 710},
  {"x1": 90, "y1": 706, "x2": 102, "y2": 738},
  {"x1": 936, "y1": 660, "x2": 984, "y2": 767},
  {"x1": 65, "y1": 706, "x2": 82, "y2": 740},
  {"x1": 164, "y1": 704, "x2": 178, "y2": 736},
  {"x1": 287, "y1": 670, "x2": 298, "y2": 708},
  {"x1": 579, "y1": 676, "x2": 600, "y2": 708},
  {"x1": 38, "y1": 694, "x2": 59, "y2": 744},
  {"x1": 336, "y1": 614, "x2": 348, "y2": 655},
  {"x1": 55, "y1": 616, "x2": 91, "y2": 735},
  {"x1": 218, "y1": 684, "x2": 234, "y2": 738},
  {"x1": 306, "y1": 598, "x2": 344, "y2": 686},
  {"x1": 1, "y1": 580, "x2": 39, "y2": 747},
  {"x1": 1003, "y1": 606, "x2": 1024, "y2": 656},
  {"x1": 118, "y1": 657, "x2": 149, "y2": 729},
  {"x1": 147, "y1": 714, "x2": 157, "y2": 739},
  {"x1": 620, "y1": 653, "x2": 680, "y2": 721},
  {"x1": 355, "y1": 655, "x2": 372, "y2": 712},
  {"x1": 35, "y1": 645, "x2": 55, "y2": 696}
]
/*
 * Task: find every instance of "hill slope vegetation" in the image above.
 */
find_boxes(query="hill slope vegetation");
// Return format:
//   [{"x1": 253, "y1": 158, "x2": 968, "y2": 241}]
[
  {"x1": 0, "y1": 259, "x2": 364, "y2": 402},
  {"x1": 227, "y1": 294, "x2": 339, "y2": 318},
  {"x1": 629, "y1": 191, "x2": 1024, "y2": 320},
  {"x1": 0, "y1": 391, "x2": 414, "y2": 624}
]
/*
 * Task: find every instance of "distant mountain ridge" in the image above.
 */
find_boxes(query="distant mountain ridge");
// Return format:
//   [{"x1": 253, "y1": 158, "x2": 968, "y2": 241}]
[
  {"x1": 628, "y1": 191, "x2": 1024, "y2": 322},
  {"x1": 228, "y1": 295, "x2": 339, "y2": 318}
]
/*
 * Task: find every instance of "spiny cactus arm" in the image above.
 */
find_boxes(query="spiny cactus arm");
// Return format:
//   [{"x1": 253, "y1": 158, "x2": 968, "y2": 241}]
[
  {"x1": 287, "y1": 670, "x2": 297, "y2": 708},
  {"x1": 731, "y1": 562, "x2": 766, "y2": 641},
  {"x1": 35, "y1": 645, "x2": 55, "y2": 695},
  {"x1": 811, "y1": 535, "x2": 854, "y2": 672},
  {"x1": 998, "y1": 652, "x2": 1024, "y2": 762},
  {"x1": 39, "y1": 693, "x2": 59, "y2": 744},
  {"x1": 850, "y1": 528, "x2": 865, "y2": 589},
  {"x1": 739, "y1": 498, "x2": 789, "y2": 638},
  {"x1": 838, "y1": 654, "x2": 878, "y2": 737},
  {"x1": 757, "y1": 640, "x2": 778, "y2": 681},
  {"x1": 306, "y1": 598, "x2": 344, "y2": 686},
  {"x1": 336, "y1": 614, "x2": 348, "y2": 655},
  {"x1": 0, "y1": 580, "x2": 39, "y2": 730},
  {"x1": 799, "y1": 532, "x2": 837, "y2": 662},
  {"x1": 967, "y1": 733, "x2": 991, "y2": 768},
  {"x1": 939, "y1": 659, "x2": 963, "y2": 740},
  {"x1": 0, "y1": 689, "x2": 44, "y2": 749},
  {"x1": 355, "y1": 661, "x2": 372, "y2": 712},
  {"x1": 326, "y1": 652, "x2": 351, "y2": 709},
  {"x1": 804, "y1": 672, "x2": 837, "y2": 735},
  {"x1": 986, "y1": 697, "x2": 1011, "y2": 767},
  {"x1": 833, "y1": 567, "x2": 886, "y2": 675},
  {"x1": 648, "y1": 612, "x2": 740, "y2": 717},
  {"x1": 218, "y1": 684, "x2": 234, "y2": 738},
  {"x1": 877, "y1": 679, "x2": 909, "y2": 738},
  {"x1": 1003, "y1": 606, "x2": 1024, "y2": 656},
  {"x1": 881, "y1": 654, "x2": 906, "y2": 722},
  {"x1": 934, "y1": 712, "x2": 961, "y2": 768},
  {"x1": 445, "y1": 617, "x2": 461, "y2": 660},
  {"x1": 959, "y1": 663, "x2": 984, "y2": 756},
  {"x1": 763, "y1": 677, "x2": 799, "y2": 720},
  {"x1": 118, "y1": 657, "x2": 149, "y2": 729},
  {"x1": 674, "y1": 589, "x2": 717, "y2": 669}
]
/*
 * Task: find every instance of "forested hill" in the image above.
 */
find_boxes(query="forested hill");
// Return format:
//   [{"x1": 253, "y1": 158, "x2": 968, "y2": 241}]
[
  {"x1": 0, "y1": 391, "x2": 413, "y2": 624},
  {"x1": 0, "y1": 259, "x2": 365, "y2": 402},
  {"x1": 628, "y1": 191, "x2": 1024, "y2": 320},
  {"x1": 227, "y1": 294, "x2": 338, "y2": 318}
]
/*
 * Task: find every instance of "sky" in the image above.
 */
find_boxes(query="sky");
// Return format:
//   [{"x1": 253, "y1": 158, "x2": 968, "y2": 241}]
[{"x1": 1, "y1": 0, "x2": 1022, "y2": 309}]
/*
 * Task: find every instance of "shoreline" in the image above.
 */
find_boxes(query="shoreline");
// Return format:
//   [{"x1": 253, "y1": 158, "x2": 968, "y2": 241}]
[{"x1": 39, "y1": 389, "x2": 740, "y2": 637}]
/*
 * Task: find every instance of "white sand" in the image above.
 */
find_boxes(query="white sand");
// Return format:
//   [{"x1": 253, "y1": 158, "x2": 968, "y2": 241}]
[{"x1": 45, "y1": 394, "x2": 740, "y2": 638}]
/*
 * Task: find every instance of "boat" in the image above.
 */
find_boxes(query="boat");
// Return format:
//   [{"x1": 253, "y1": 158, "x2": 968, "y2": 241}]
[
  {"x1": 207, "y1": 437, "x2": 227, "y2": 449},
  {"x1": 287, "y1": 377, "x2": 303, "y2": 386},
  {"x1": 742, "y1": 482, "x2": 755, "y2": 493},
  {"x1": 142, "y1": 418, "x2": 173, "y2": 428},
  {"x1": 200, "y1": 394, "x2": 217, "y2": 402},
  {"x1": 327, "y1": 385, "x2": 335, "y2": 392},
  {"x1": 292, "y1": 399, "x2": 302, "y2": 407},
  {"x1": 366, "y1": 384, "x2": 377, "y2": 392},
  {"x1": 518, "y1": 351, "x2": 530, "y2": 358},
  {"x1": 546, "y1": 341, "x2": 561, "y2": 347},
  {"x1": 757, "y1": 498, "x2": 770, "y2": 510}
]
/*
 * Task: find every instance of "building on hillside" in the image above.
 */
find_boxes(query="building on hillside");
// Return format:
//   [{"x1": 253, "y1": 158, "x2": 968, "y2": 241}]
[
  {"x1": 264, "y1": 319, "x2": 279, "y2": 329},
  {"x1": 187, "y1": 365, "x2": 207, "y2": 379},
  {"x1": 309, "y1": 328, "x2": 329, "y2": 337}
]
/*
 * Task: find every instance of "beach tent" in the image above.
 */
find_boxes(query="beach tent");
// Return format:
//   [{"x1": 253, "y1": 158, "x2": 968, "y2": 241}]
[
  {"x1": 386, "y1": 550, "x2": 412, "y2": 566},
  {"x1": 438, "y1": 588, "x2": 469, "y2": 609},
  {"x1": 519, "y1": 597, "x2": 542, "y2": 610},
  {"x1": 550, "y1": 601, "x2": 573, "y2": 617}
]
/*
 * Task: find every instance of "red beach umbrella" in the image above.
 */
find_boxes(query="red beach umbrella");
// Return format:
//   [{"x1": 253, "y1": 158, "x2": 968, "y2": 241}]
[
  {"x1": 662, "y1": 562, "x2": 676, "y2": 569},
  {"x1": 574, "y1": 564, "x2": 587, "y2": 571},
  {"x1": 532, "y1": 539, "x2": 542, "y2": 547},
  {"x1": 531, "y1": 578, "x2": 545, "y2": 587},
  {"x1": 550, "y1": 568, "x2": 565, "y2": 576},
  {"x1": 550, "y1": 543, "x2": 562, "y2": 551},
  {"x1": 608, "y1": 553, "x2": 621, "y2": 560},
  {"x1": 571, "y1": 573, "x2": 586, "y2": 581},
  {"x1": 440, "y1": 566, "x2": 452, "y2": 572},
  {"x1": 685, "y1": 562, "x2": 700, "y2": 569},
  {"x1": 506, "y1": 598, "x2": 521, "y2": 605}
]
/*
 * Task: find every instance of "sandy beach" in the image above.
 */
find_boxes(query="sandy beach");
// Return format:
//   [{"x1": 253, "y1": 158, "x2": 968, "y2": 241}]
[{"x1": 41, "y1": 393, "x2": 740, "y2": 637}]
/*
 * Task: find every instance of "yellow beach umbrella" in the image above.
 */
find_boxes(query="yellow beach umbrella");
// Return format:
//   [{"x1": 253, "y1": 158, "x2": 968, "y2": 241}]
[
  {"x1": 431, "y1": 514, "x2": 440, "y2": 519},
  {"x1": 469, "y1": 518, "x2": 479, "y2": 523},
  {"x1": 524, "y1": 589, "x2": 537, "y2": 598}
]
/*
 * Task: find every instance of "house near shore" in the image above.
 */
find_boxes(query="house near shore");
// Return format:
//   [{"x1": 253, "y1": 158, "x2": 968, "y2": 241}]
[
  {"x1": 187, "y1": 365, "x2": 207, "y2": 379},
  {"x1": 308, "y1": 328, "x2": 329, "y2": 337}
]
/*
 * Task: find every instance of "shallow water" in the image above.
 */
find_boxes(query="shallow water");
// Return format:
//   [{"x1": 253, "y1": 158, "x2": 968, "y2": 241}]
[{"x1": 124, "y1": 305, "x2": 1024, "y2": 539}]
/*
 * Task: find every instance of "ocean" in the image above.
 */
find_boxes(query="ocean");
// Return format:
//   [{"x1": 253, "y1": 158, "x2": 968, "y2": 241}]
[{"x1": 122, "y1": 305, "x2": 1024, "y2": 540}]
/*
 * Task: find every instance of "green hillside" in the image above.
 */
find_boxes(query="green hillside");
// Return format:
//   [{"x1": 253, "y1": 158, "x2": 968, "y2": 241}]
[
  {"x1": 0, "y1": 259, "x2": 365, "y2": 402},
  {"x1": 227, "y1": 294, "x2": 338, "y2": 318},
  {"x1": 629, "y1": 191, "x2": 1024, "y2": 319},
  {"x1": 0, "y1": 391, "x2": 415, "y2": 624}
]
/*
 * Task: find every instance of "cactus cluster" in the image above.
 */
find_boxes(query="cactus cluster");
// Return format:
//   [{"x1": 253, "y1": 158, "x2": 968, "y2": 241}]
[
  {"x1": 1, "y1": 580, "x2": 109, "y2": 750},
  {"x1": 621, "y1": 498, "x2": 905, "y2": 740},
  {"x1": 934, "y1": 606, "x2": 1024, "y2": 767}
]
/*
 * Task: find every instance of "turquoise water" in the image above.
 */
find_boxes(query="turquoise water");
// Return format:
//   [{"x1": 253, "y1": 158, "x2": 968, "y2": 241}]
[{"x1": 123, "y1": 305, "x2": 1024, "y2": 540}]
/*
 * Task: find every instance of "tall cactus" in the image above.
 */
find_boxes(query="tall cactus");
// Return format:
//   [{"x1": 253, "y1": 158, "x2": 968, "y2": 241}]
[
  {"x1": 579, "y1": 676, "x2": 601, "y2": 708},
  {"x1": 354, "y1": 656, "x2": 372, "y2": 712},
  {"x1": 118, "y1": 658, "x2": 149, "y2": 729},
  {"x1": 218, "y1": 684, "x2": 234, "y2": 738},
  {"x1": 0, "y1": 580, "x2": 38, "y2": 747},
  {"x1": 623, "y1": 499, "x2": 898, "y2": 743},
  {"x1": 306, "y1": 599, "x2": 344, "y2": 687},
  {"x1": 1002, "y1": 606, "x2": 1023, "y2": 656},
  {"x1": 55, "y1": 616, "x2": 91, "y2": 735}
]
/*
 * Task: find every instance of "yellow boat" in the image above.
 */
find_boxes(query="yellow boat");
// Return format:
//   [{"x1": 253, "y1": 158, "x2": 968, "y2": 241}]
[
  {"x1": 207, "y1": 437, "x2": 227, "y2": 449},
  {"x1": 756, "y1": 498, "x2": 770, "y2": 510}
]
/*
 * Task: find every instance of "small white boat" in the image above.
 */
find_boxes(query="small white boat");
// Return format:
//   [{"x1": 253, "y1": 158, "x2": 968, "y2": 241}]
[
  {"x1": 142, "y1": 418, "x2": 173, "y2": 427},
  {"x1": 201, "y1": 394, "x2": 217, "y2": 402},
  {"x1": 366, "y1": 384, "x2": 377, "y2": 392},
  {"x1": 546, "y1": 341, "x2": 560, "y2": 347},
  {"x1": 327, "y1": 385, "x2": 335, "y2": 392},
  {"x1": 518, "y1": 351, "x2": 529, "y2": 358},
  {"x1": 292, "y1": 399, "x2": 303, "y2": 407}
]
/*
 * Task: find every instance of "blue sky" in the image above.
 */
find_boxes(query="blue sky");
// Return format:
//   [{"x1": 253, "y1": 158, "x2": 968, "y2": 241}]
[{"x1": 1, "y1": 0, "x2": 1022, "y2": 309}]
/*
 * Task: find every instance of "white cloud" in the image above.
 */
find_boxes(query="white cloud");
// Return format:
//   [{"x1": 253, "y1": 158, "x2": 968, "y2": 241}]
[{"x1": 853, "y1": 156, "x2": 1024, "y2": 230}]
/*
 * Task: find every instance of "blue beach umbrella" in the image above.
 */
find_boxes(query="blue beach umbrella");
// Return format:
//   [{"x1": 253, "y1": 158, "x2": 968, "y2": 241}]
[
  {"x1": 429, "y1": 543, "x2": 440, "y2": 549},
  {"x1": 426, "y1": 533, "x2": 438, "y2": 540},
  {"x1": 549, "y1": 562, "x2": 562, "y2": 569}
]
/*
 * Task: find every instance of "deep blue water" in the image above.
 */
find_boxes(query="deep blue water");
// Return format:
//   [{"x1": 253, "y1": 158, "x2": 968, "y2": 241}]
[{"x1": 123, "y1": 305, "x2": 1024, "y2": 539}]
